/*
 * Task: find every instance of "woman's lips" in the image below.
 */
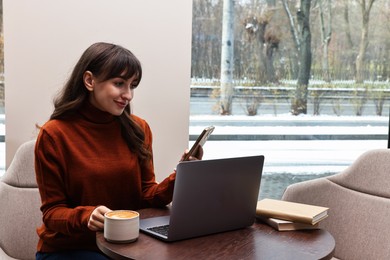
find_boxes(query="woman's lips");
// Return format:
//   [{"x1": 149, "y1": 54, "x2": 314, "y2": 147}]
[{"x1": 115, "y1": 101, "x2": 127, "y2": 109}]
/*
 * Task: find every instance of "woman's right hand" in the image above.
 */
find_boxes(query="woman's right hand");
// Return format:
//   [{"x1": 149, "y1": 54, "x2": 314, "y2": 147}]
[{"x1": 88, "y1": 205, "x2": 111, "y2": 231}]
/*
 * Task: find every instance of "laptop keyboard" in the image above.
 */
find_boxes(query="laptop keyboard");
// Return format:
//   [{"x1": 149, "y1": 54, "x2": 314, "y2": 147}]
[{"x1": 147, "y1": 224, "x2": 170, "y2": 237}]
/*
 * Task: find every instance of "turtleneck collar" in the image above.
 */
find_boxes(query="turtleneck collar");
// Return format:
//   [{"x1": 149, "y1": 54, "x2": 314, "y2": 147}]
[{"x1": 78, "y1": 101, "x2": 117, "y2": 124}]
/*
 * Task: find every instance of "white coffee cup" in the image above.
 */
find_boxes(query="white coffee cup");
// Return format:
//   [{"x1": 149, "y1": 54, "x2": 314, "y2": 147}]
[{"x1": 104, "y1": 210, "x2": 139, "y2": 243}]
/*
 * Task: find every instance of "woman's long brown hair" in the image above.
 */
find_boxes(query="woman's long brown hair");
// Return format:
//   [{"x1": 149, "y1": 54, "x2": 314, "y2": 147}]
[{"x1": 50, "y1": 42, "x2": 151, "y2": 161}]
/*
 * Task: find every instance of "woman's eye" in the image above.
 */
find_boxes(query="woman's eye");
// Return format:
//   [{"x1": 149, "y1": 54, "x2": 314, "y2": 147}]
[{"x1": 114, "y1": 81, "x2": 124, "y2": 87}]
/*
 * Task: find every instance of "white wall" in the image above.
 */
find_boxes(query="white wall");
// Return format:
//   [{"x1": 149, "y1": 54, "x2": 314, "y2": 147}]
[{"x1": 4, "y1": 0, "x2": 192, "y2": 181}]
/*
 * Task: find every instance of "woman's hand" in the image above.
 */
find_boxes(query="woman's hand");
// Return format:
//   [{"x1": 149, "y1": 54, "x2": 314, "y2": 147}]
[
  {"x1": 181, "y1": 145, "x2": 204, "y2": 161},
  {"x1": 88, "y1": 205, "x2": 111, "y2": 231}
]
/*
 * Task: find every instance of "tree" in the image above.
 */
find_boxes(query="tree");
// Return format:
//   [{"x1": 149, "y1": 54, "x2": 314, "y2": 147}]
[
  {"x1": 191, "y1": 0, "x2": 222, "y2": 79},
  {"x1": 281, "y1": 0, "x2": 300, "y2": 78},
  {"x1": 355, "y1": 0, "x2": 377, "y2": 83},
  {"x1": 191, "y1": 0, "x2": 390, "y2": 86},
  {"x1": 220, "y1": 0, "x2": 235, "y2": 115},
  {"x1": 294, "y1": 0, "x2": 312, "y2": 115},
  {"x1": 243, "y1": 1, "x2": 280, "y2": 84},
  {"x1": 288, "y1": 0, "x2": 312, "y2": 115},
  {"x1": 342, "y1": 0, "x2": 356, "y2": 76},
  {"x1": 318, "y1": 0, "x2": 332, "y2": 82},
  {"x1": 243, "y1": 14, "x2": 268, "y2": 83}
]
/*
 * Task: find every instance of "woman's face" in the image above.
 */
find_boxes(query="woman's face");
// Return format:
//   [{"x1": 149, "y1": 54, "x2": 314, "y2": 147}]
[{"x1": 84, "y1": 71, "x2": 138, "y2": 116}]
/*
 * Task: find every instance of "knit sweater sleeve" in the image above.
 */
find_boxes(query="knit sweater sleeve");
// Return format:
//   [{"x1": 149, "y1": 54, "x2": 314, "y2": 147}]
[
  {"x1": 35, "y1": 128, "x2": 95, "y2": 235},
  {"x1": 133, "y1": 117, "x2": 176, "y2": 208}
]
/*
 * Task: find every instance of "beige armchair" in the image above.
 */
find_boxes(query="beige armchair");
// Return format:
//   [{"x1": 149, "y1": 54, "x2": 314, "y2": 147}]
[
  {"x1": 282, "y1": 148, "x2": 390, "y2": 260},
  {"x1": 0, "y1": 140, "x2": 41, "y2": 260}
]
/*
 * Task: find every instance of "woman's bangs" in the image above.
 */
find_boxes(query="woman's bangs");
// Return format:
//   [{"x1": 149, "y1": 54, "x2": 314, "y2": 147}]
[{"x1": 103, "y1": 53, "x2": 142, "y2": 82}]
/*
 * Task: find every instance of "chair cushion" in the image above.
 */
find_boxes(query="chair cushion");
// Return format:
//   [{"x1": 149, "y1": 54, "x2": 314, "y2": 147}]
[
  {"x1": 0, "y1": 140, "x2": 40, "y2": 259},
  {"x1": 2, "y1": 140, "x2": 36, "y2": 188},
  {"x1": 0, "y1": 182, "x2": 41, "y2": 260},
  {"x1": 328, "y1": 149, "x2": 390, "y2": 198}
]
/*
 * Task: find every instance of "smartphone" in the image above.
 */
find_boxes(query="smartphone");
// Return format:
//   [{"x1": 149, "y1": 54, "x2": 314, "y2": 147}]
[{"x1": 183, "y1": 126, "x2": 215, "y2": 161}]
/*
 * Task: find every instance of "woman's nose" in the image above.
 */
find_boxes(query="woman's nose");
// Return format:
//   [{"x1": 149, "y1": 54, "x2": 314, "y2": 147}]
[{"x1": 122, "y1": 86, "x2": 133, "y2": 101}]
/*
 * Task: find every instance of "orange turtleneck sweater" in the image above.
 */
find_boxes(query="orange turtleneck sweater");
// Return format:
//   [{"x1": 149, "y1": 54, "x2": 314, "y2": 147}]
[{"x1": 34, "y1": 101, "x2": 176, "y2": 252}]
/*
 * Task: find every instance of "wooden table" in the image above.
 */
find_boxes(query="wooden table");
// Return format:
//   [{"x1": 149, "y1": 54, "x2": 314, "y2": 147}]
[{"x1": 97, "y1": 207, "x2": 335, "y2": 260}]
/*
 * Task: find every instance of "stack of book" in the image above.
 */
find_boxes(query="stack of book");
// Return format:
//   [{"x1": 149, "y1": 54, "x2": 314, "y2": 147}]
[{"x1": 255, "y1": 198, "x2": 329, "y2": 231}]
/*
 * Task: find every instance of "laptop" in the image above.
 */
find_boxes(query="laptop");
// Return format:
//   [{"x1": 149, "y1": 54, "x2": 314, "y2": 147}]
[{"x1": 139, "y1": 155, "x2": 264, "y2": 242}]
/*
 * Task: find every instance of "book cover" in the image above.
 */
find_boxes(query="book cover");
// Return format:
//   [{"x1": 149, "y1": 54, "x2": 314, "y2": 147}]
[
  {"x1": 257, "y1": 215, "x2": 320, "y2": 231},
  {"x1": 256, "y1": 198, "x2": 329, "y2": 225}
]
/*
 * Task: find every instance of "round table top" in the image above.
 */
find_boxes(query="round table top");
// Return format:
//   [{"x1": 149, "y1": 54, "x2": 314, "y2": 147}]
[{"x1": 97, "y1": 207, "x2": 335, "y2": 260}]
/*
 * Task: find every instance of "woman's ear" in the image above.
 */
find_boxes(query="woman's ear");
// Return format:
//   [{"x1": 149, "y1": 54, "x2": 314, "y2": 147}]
[{"x1": 83, "y1": 71, "x2": 94, "y2": 91}]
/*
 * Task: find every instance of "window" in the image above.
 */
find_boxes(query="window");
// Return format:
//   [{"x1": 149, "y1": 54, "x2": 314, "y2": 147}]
[{"x1": 190, "y1": 0, "x2": 389, "y2": 199}]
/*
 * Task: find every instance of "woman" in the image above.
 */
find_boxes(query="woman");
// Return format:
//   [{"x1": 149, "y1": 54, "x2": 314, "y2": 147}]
[{"x1": 35, "y1": 42, "x2": 202, "y2": 259}]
